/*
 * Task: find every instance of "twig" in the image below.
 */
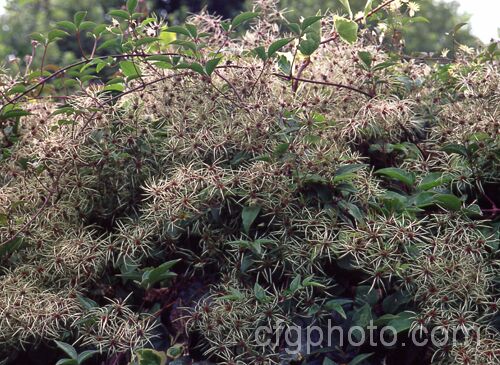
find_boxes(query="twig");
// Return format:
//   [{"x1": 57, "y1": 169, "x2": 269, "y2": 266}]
[{"x1": 273, "y1": 73, "x2": 374, "y2": 98}]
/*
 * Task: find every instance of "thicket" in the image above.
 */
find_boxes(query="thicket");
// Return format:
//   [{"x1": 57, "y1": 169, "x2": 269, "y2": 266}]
[{"x1": 0, "y1": 1, "x2": 498, "y2": 364}]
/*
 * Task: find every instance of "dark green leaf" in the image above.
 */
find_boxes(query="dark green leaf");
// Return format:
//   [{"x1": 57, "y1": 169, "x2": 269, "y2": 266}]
[
  {"x1": 48, "y1": 29, "x2": 69, "y2": 42},
  {"x1": 253, "y1": 46, "x2": 267, "y2": 61},
  {"x1": 433, "y1": 194, "x2": 462, "y2": 211},
  {"x1": 57, "y1": 21, "x2": 77, "y2": 33},
  {"x1": 375, "y1": 167, "x2": 415, "y2": 187},
  {"x1": 334, "y1": 164, "x2": 367, "y2": 182},
  {"x1": 108, "y1": 10, "x2": 130, "y2": 19},
  {"x1": 358, "y1": 51, "x2": 372, "y2": 68},
  {"x1": 0, "y1": 237, "x2": 24, "y2": 257},
  {"x1": 77, "y1": 350, "x2": 98, "y2": 364},
  {"x1": 254, "y1": 282, "x2": 267, "y2": 301},
  {"x1": 287, "y1": 23, "x2": 301, "y2": 35},
  {"x1": 31, "y1": 32, "x2": 46, "y2": 43},
  {"x1": 79, "y1": 21, "x2": 96, "y2": 31},
  {"x1": 352, "y1": 303, "x2": 372, "y2": 328},
  {"x1": 0, "y1": 109, "x2": 31, "y2": 120},
  {"x1": 119, "y1": 60, "x2": 141, "y2": 79},
  {"x1": 231, "y1": 12, "x2": 259, "y2": 29},
  {"x1": 418, "y1": 172, "x2": 451, "y2": 191},
  {"x1": 325, "y1": 299, "x2": 349, "y2": 319},
  {"x1": 242, "y1": 205, "x2": 261, "y2": 234},
  {"x1": 185, "y1": 23, "x2": 198, "y2": 38},
  {"x1": 73, "y1": 11, "x2": 87, "y2": 27},
  {"x1": 205, "y1": 57, "x2": 222, "y2": 76},
  {"x1": 349, "y1": 353, "x2": 374, "y2": 365},
  {"x1": 54, "y1": 341, "x2": 77, "y2": 360},
  {"x1": 301, "y1": 16, "x2": 323, "y2": 31},
  {"x1": 127, "y1": 0, "x2": 138, "y2": 14},
  {"x1": 268, "y1": 38, "x2": 294, "y2": 58},
  {"x1": 442, "y1": 143, "x2": 467, "y2": 157},
  {"x1": 165, "y1": 26, "x2": 190, "y2": 37},
  {"x1": 56, "y1": 359, "x2": 77, "y2": 365}
]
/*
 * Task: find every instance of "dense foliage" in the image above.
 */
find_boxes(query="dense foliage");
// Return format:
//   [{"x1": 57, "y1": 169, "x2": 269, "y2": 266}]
[
  {"x1": 0, "y1": 0, "x2": 479, "y2": 64},
  {"x1": 0, "y1": 1, "x2": 498, "y2": 365}
]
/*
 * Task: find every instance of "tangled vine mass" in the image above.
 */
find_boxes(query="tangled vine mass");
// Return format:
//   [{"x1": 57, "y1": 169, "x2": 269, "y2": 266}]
[{"x1": 0, "y1": 1, "x2": 498, "y2": 364}]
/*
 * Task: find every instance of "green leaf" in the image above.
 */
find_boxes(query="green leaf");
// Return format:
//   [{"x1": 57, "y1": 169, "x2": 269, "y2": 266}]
[
  {"x1": 77, "y1": 350, "x2": 98, "y2": 364},
  {"x1": 73, "y1": 11, "x2": 87, "y2": 27},
  {"x1": 453, "y1": 22, "x2": 468, "y2": 34},
  {"x1": 274, "y1": 143, "x2": 289, "y2": 156},
  {"x1": 141, "y1": 259, "x2": 180, "y2": 289},
  {"x1": 289, "y1": 274, "x2": 302, "y2": 292},
  {"x1": 323, "y1": 358, "x2": 339, "y2": 365},
  {"x1": 79, "y1": 21, "x2": 96, "y2": 31},
  {"x1": 57, "y1": 21, "x2": 77, "y2": 33},
  {"x1": 0, "y1": 213, "x2": 7, "y2": 227},
  {"x1": 127, "y1": 0, "x2": 138, "y2": 14},
  {"x1": 31, "y1": 32, "x2": 46, "y2": 43},
  {"x1": 119, "y1": 60, "x2": 141, "y2": 79},
  {"x1": 103, "y1": 84, "x2": 125, "y2": 92},
  {"x1": 268, "y1": 38, "x2": 293, "y2": 58},
  {"x1": 97, "y1": 39, "x2": 119, "y2": 51},
  {"x1": 358, "y1": 51, "x2": 372, "y2": 68},
  {"x1": 56, "y1": 359, "x2": 78, "y2": 365},
  {"x1": 287, "y1": 23, "x2": 301, "y2": 35},
  {"x1": 185, "y1": 23, "x2": 198, "y2": 38},
  {"x1": 135, "y1": 348, "x2": 166, "y2": 365},
  {"x1": 386, "y1": 311, "x2": 414, "y2": 333},
  {"x1": 219, "y1": 287, "x2": 245, "y2": 301},
  {"x1": 231, "y1": 12, "x2": 259, "y2": 29},
  {"x1": 325, "y1": 299, "x2": 350, "y2": 319},
  {"x1": 54, "y1": 341, "x2": 77, "y2": 360},
  {"x1": 205, "y1": 57, "x2": 222, "y2": 76},
  {"x1": 349, "y1": 353, "x2": 374, "y2": 365},
  {"x1": 76, "y1": 294, "x2": 98, "y2": 310},
  {"x1": 7, "y1": 84, "x2": 26, "y2": 95},
  {"x1": 375, "y1": 167, "x2": 415, "y2": 187},
  {"x1": 299, "y1": 19, "x2": 321, "y2": 56},
  {"x1": 108, "y1": 9, "x2": 130, "y2": 19},
  {"x1": 252, "y1": 46, "x2": 267, "y2": 61},
  {"x1": 442, "y1": 143, "x2": 467, "y2": 157},
  {"x1": 242, "y1": 205, "x2": 261, "y2": 234},
  {"x1": 302, "y1": 275, "x2": 325, "y2": 288},
  {"x1": 418, "y1": 172, "x2": 451, "y2": 191},
  {"x1": 254, "y1": 282, "x2": 267, "y2": 302},
  {"x1": 48, "y1": 29, "x2": 69, "y2": 42},
  {"x1": 364, "y1": 0, "x2": 374, "y2": 18},
  {"x1": 334, "y1": 163, "x2": 367, "y2": 182},
  {"x1": 166, "y1": 344, "x2": 184, "y2": 359},
  {"x1": 337, "y1": 0, "x2": 353, "y2": 19},
  {"x1": 372, "y1": 61, "x2": 396, "y2": 72},
  {"x1": 373, "y1": 313, "x2": 401, "y2": 326},
  {"x1": 352, "y1": 303, "x2": 372, "y2": 327},
  {"x1": 301, "y1": 16, "x2": 323, "y2": 31},
  {"x1": 433, "y1": 194, "x2": 462, "y2": 211},
  {"x1": 0, "y1": 109, "x2": 31, "y2": 120},
  {"x1": 408, "y1": 16, "x2": 429, "y2": 24},
  {"x1": 0, "y1": 237, "x2": 24, "y2": 257},
  {"x1": 334, "y1": 16, "x2": 358, "y2": 44},
  {"x1": 165, "y1": 26, "x2": 190, "y2": 37}
]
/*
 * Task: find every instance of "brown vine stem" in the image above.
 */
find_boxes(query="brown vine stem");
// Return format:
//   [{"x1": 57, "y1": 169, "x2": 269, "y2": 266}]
[{"x1": 274, "y1": 73, "x2": 374, "y2": 98}]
